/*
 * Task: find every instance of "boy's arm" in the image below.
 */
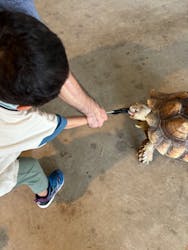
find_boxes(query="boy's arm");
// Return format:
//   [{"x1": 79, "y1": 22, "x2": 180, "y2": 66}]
[
  {"x1": 65, "y1": 116, "x2": 88, "y2": 129},
  {"x1": 59, "y1": 72, "x2": 108, "y2": 128}
]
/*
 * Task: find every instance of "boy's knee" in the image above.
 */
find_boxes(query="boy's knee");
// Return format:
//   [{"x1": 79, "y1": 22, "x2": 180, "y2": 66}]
[{"x1": 19, "y1": 157, "x2": 41, "y2": 174}]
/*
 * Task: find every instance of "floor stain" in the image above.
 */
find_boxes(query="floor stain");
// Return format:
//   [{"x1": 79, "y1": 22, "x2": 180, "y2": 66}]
[{"x1": 0, "y1": 228, "x2": 8, "y2": 250}]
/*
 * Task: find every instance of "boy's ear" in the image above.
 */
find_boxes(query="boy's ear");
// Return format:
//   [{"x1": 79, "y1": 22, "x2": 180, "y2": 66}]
[{"x1": 17, "y1": 106, "x2": 32, "y2": 111}]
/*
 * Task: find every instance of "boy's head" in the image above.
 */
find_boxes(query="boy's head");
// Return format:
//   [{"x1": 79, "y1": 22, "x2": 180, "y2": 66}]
[{"x1": 0, "y1": 11, "x2": 69, "y2": 107}]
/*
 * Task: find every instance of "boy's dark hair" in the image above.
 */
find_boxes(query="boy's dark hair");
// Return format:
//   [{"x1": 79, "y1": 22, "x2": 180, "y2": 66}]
[{"x1": 0, "y1": 11, "x2": 69, "y2": 106}]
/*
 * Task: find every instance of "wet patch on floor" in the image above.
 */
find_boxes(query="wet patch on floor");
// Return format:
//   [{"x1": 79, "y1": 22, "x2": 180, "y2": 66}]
[{"x1": 0, "y1": 228, "x2": 8, "y2": 250}]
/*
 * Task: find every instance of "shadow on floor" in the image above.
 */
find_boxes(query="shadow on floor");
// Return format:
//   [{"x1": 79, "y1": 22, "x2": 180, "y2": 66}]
[{"x1": 40, "y1": 39, "x2": 188, "y2": 202}]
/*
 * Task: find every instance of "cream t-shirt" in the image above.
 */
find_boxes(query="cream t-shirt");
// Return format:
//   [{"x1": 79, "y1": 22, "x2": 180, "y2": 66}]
[{"x1": 0, "y1": 106, "x2": 67, "y2": 196}]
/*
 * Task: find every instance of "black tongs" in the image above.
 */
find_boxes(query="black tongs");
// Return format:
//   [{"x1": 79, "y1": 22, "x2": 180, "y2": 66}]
[{"x1": 106, "y1": 107, "x2": 129, "y2": 115}]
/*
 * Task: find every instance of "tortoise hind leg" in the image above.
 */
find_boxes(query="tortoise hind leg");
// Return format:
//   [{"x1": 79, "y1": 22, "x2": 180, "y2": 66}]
[{"x1": 138, "y1": 139, "x2": 155, "y2": 164}]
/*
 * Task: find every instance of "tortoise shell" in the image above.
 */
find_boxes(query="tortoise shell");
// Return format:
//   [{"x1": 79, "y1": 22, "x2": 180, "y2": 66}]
[{"x1": 146, "y1": 90, "x2": 188, "y2": 162}]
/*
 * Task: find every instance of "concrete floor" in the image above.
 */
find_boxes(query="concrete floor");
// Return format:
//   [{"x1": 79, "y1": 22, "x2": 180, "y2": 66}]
[{"x1": 0, "y1": 0, "x2": 188, "y2": 249}]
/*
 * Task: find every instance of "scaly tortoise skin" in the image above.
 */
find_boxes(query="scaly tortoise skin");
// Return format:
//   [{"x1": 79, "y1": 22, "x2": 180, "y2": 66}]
[{"x1": 129, "y1": 90, "x2": 188, "y2": 164}]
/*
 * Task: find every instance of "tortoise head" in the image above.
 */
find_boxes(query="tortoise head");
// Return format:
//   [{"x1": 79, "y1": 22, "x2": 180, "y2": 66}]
[{"x1": 129, "y1": 103, "x2": 151, "y2": 121}]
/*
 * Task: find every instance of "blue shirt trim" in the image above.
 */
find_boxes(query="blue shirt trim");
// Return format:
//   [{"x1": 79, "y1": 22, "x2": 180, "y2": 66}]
[
  {"x1": 39, "y1": 115, "x2": 67, "y2": 146},
  {"x1": 0, "y1": 101, "x2": 18, "y2": 111}
]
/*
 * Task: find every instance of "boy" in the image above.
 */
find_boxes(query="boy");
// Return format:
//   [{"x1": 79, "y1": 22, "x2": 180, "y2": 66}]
[{"x1": 0, "y1": 3, "x2": 107, "y2": 208}]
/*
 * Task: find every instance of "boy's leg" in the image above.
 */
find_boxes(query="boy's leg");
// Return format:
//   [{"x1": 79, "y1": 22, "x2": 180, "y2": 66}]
[
  {"x1": 16, "y1": 157, "x2": 64, "y2": 208},
  {"x1": 16, "y1": 157, "x2": 48, "y2": 195}
]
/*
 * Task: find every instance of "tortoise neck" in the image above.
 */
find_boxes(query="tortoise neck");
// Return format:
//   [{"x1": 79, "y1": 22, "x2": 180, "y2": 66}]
[{"x1": 146, "y1": 112, "x2": 158, "y2": 127}]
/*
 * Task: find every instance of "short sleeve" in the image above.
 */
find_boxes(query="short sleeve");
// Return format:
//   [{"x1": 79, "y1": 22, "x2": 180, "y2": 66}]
[
  {"x1": 0, "y1": 108, "x2": 66, "y2": 155},
  {"x1": 39, "y1": 114, "x2": 67, "y2": 146}
]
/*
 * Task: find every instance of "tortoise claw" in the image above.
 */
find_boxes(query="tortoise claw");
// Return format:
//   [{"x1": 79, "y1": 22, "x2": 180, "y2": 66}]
[{"x1": 137, "y1": 140, "x2": 154, "y2": 165}]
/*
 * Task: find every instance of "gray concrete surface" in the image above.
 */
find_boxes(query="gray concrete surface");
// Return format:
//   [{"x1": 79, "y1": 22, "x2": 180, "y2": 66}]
[{"x1": 0, "y1": 0, "x2": 188, "y2": 249}]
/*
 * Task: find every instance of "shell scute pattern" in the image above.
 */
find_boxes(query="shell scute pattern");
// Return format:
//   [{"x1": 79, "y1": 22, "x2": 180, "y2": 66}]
[{"x1": 130, "y1": 90, "x2": 188, "y2": 163}]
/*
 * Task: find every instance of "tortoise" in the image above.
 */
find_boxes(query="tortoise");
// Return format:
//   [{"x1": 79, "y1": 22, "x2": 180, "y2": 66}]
[{"x1": 128, "y1": 90, "x2": 188, "y2": 164}]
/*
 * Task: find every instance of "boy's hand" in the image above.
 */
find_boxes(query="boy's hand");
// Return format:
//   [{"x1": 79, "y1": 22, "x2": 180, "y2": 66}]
[
  {"x1": 86, "y1": 102, "x2": 108, "y2": 128},
  {"x1": 59, "y1": 72, "x2": 108, "y2": 128}
]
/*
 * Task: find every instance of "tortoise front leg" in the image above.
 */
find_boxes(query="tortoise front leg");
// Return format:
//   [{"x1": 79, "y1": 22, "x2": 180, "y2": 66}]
[
  {"x1": 135, "y1": 121, "x2": 149, "y2": 136},
  {"x1": 138, "y1": 139, "x2": 155, "y2": 164}
]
